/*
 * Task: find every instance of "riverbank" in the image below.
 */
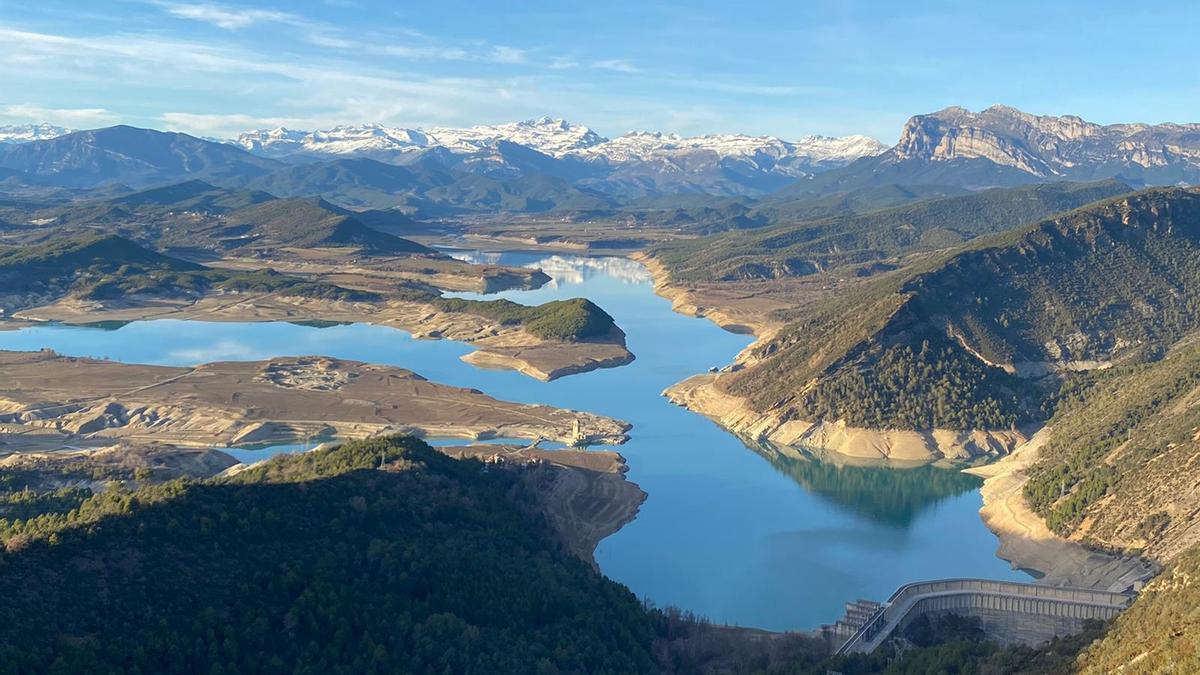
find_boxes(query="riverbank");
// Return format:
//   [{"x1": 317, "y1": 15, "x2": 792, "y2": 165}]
[
  {"x1": 10, "y1": 291, "x2": 634, "y2": 382},
  {"x1": 966, "y1": 429, "x2": 1157, "y2": 591},
  {"x1": 664, "y1": 372, "x2": 1029, "y2": 462},
  {"x1": 0, "y1": 351, "x2": 630, "y2": 449}
]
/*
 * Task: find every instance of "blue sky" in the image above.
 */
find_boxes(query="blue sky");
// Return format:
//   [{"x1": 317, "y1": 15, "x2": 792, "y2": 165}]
[{"x1": 1, "y1": 0, "x2": 1197, "y2": 142}]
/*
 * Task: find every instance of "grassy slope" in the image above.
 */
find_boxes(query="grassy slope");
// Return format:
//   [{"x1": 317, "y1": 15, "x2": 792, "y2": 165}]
[
  {"x1": 723, "y1": 188, "x2": 1200, "y2": 432},
  {"x1": 1022, "y1": 340, "x2": 1200, "y2": 549},
  {"x1": 0, "y1": 436, "x2": 660, "y2": 674}
]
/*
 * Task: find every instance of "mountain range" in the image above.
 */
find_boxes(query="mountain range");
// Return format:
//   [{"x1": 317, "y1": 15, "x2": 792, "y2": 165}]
[{"x1": 0, "y1": 105, "x2": 1195, "y2": 210}]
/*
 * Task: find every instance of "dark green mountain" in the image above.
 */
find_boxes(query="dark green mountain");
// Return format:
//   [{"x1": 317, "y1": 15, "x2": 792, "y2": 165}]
[
  {"x1": 223, "y1": 197, "x2": 430, "y2": 253},
  {"x1": 0, "y1": 233, "x2": 199, "y2": 294},
  {"x1": 653, "y1": 180, "x2": 1132, "y2": 282},
  {"x1": 722, "y1": 188, "x2": 1200, "y2": 432},
  {"x1": 0, "y1": 126, "x2": 282, "y2": 188},
  {"x1": 245, "y1": 157, "x2": 614, "y2": 212}
]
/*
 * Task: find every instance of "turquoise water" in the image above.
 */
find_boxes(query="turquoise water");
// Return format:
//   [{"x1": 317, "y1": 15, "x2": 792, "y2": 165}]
[{"x1": 0, "y1": 252, "x2": 1027, "y2": 630}]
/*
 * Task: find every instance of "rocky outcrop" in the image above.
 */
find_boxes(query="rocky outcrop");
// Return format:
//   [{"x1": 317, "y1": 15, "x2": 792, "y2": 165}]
[{"x1": 890, "y1": 105, "x2": 1200, "y2": 181}]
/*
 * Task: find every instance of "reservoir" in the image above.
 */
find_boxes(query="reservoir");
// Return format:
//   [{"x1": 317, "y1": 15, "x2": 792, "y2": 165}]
[{"x1": 0, "y1": 252, "x2": 1028, "y2": 630}]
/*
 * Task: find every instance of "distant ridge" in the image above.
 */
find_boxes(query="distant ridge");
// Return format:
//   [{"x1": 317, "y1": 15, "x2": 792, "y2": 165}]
[{"x1": 800, "y1": 105, "x2": 1200, "y2": 194}]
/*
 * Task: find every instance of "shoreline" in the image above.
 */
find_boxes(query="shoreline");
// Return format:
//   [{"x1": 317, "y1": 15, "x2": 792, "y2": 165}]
[
  {"x1": 635, "y1": 249, "x2": 1158, "y2": 592},
  {"x1": 8, "y1": 292, "x2": 634, "y2": 382},
  {"x1": 0, "y1": 351, "x2": 632, "y2": 450},
  {"x1": 965, "y1": 429, "x2": 1158, "y2": 591}
]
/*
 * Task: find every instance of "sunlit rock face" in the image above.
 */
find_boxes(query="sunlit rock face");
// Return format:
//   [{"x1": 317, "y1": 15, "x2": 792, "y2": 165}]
[{"x1": 891, "y1": 105, "x2": 1200, "y2": 180}]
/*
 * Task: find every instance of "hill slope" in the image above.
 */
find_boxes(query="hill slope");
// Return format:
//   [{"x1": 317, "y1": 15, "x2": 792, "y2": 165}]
[
  {"x1": 652, "y1": 180, "x2": 1131, "y2": 281},
  {"x1": 0, "y1": 436, "x2": 660, "y2": 674},
  {"x1": 1021, "y1": 339, "x2": 1200, "y2": 559},
  {"x1": 722, "y1": 188, "x2": 1200, "y2": 434},
  {"x1": 7, "y1": 181, "x2": 429, "y2": 256},
  {"x1": 0, "y1": 234, "x2": 375, "y2": 312}
]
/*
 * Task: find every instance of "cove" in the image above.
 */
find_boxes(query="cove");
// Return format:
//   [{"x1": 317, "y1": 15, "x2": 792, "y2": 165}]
[{"x1": 0, "y1": 252, "x2": 1028, "y2": 630}]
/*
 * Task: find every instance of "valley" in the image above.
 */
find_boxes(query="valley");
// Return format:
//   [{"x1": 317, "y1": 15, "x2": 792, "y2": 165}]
[{"x1": 2, "y1": 102, "x2": 1200, "y2": 673}]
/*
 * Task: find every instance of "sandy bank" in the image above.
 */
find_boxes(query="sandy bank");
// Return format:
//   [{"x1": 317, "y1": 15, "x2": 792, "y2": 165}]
[
  {"x1": 965, "y1": 429, "x2": 1157, "y2": 591},
  {"x1": 462, "y1": 343, "x2": 635, "y2": 381},
  {"x1": 12, "y1": 291, "x2": 634, "y2": 382},
  {"x1": 0, "y1": 351, "x2": 630, "y2": 449},
  {"x1": 664, "y1": 373, "x2": 1027, "y2": 463}
]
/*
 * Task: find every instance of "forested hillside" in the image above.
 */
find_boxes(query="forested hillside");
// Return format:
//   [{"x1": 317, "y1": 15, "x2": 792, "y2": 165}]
[
  {"x1": 652, "y1": 180, "x2": 1130, "y2": 282},
  {"x1": 0, "y1": 436, "x2": 661, "y2": 674},
  {"x1": 722, "y1": 188, "x2": 1200, "y2": 432}
]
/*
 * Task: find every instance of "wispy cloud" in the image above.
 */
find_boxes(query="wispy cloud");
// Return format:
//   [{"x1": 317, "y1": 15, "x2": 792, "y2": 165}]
[
  {"x1": 489, "y1": 46, "x2": 528, "y2": 65},
  {"x1": 0, "y1": 104, "x2": 117, "y2": 126},
  {"x1": 592, "y1": 59, "x2": 639, "y2": 73},
  {"x1": 160, "y1": 111, "x2": 310, "y2": 136},
  {"x1": 158, "y1": 2, "x2": 300, "y2": 30}
]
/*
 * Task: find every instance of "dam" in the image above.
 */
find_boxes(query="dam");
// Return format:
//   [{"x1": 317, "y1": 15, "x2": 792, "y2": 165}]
[{"x1": 834, "y1": 578, "x2": 1134, "y2": 655}]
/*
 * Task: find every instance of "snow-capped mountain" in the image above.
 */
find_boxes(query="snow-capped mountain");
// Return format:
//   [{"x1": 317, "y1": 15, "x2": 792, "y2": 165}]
[
  {"x1": 228, "y1": 118, "x2": 885, "y2": 196},
  {"x1": 581, "y1": 131, "x2": 885, "y2": 171},
  {"x1": 0, "y1": 123, "x2": 74, "y2": 144},
  {"x1": 233, "y1": 118, "x2": 605, "y2": 161}
]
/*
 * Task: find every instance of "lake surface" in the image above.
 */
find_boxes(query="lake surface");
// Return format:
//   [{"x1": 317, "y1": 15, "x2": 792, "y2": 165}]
[{"x1": 0, "y1": 251, "x2": 1027, "y2": 630}]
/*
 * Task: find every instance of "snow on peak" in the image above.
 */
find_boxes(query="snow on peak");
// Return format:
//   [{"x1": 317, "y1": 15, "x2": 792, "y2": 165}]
[
  {"x1": 577, "y1": 130, "x2": 887, "y2": 166},
  {"x1": 227, "y1": 118, "x2": 886, "y2": 171},
  {"x1": 0, "y1": 123, "x2": 74, "y2": 144},
  {"x1": 230, "y1": 118, "x2": 606, "y2": 159}
]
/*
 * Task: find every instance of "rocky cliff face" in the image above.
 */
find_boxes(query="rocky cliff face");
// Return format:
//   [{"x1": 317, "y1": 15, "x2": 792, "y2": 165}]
[{"x1": 891, "y1": 105, "x2": 1200, "y2": 181}]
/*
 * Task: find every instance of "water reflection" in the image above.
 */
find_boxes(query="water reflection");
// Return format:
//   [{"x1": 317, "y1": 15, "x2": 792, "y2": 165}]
[
  {"x1": 441, "y1": 249, "x2": 652, "y2": 289},
  {"x1": 528, "y1": 255, "x2": 653, "y2": 288},
  {"x1": 747, "y1": 441, "x2": 983, "y2": 527}
]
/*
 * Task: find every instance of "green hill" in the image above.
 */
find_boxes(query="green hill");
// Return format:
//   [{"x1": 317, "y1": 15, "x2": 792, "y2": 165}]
[
  {"x1": 8, "y1": 181, "x2": 429, "y2": 256},
  {"x1": 0, "y1": 233, "x2": 200, "y2": 294},
  {"x1": 722, "y1": 188, "x2": 1200, "y2": 432},
  {"x1": 225, "y1": 198, "x2": 430, "y2": 254},
  {"x1": 652, "y1": 180, "x2": 1132, "y2": 282},
  {"x1": 0, "y1": 436, "x2": 660, "y2": 674}
]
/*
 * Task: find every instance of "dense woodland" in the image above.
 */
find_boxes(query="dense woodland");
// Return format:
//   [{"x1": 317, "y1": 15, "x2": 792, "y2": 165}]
[{"x1": 0, "y1": 437, "x2": 662, "y2": 674}]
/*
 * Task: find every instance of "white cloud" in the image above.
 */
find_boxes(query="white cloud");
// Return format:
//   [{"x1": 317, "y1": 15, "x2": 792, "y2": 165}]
[
  {"x1": 592, "y1": 59, "x2": 639, "y2": 73},
  {"x1": 0, "y1": 104, "x2": 117, "y2": 127},
  {"x1": 160, "y1": 111, "x2": 310, "y2": 136},
  {"x1": 159, "y1": 2, "x2": 299, "y2": 30},
  {"x1": 489, "y1": 46, "x2": 528, "y2": 65}
]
